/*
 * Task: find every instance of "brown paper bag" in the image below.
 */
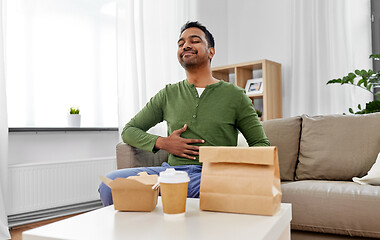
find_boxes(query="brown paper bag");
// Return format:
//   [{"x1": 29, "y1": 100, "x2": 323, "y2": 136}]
[
  {"x1": 100, "y1": 172, "x2": 159, "y2": 212},
  {"x1": 199, "y1": 146, "x2": 282, "y2": 216}
]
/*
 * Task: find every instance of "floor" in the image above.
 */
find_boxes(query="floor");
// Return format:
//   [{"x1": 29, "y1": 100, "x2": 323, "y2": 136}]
[{"x1": 9, "y1": 213, "x2": 83, "y2": 240}]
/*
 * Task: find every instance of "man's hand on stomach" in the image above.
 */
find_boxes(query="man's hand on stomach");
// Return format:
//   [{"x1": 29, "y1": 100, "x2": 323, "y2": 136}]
[{"x1": 155, "y1": 124, "x2": 205, "y2": 160}]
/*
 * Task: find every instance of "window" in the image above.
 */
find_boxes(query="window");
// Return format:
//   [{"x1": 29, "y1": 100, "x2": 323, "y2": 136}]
[
  {"x1": 5, "y1": 0, "x2": 118, "y2": 127},
  {"x1": 372, "y1": 0, "x2": 380, "y2": 98}
]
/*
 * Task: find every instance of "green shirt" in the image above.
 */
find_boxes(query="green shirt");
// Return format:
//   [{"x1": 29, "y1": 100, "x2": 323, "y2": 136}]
[{"x1": 122, "y1": 79, "x2": 270, "y2": 166}]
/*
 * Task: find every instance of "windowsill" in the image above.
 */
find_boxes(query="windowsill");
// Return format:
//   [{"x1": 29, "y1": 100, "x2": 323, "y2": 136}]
[{"x1": 8, "y1": 127, "x2": 118, "y2": 132}]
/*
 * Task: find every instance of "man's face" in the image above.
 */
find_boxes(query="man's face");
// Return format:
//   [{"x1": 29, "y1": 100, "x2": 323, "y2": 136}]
[{"x1": 177, "y1": 27, "x2": 214, "y2": 69}]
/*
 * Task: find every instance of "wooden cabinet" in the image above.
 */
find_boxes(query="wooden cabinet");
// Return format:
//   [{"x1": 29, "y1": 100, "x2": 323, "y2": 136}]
[{"x1": 212, "y1": 60, "x2": 282, "y2": 121}]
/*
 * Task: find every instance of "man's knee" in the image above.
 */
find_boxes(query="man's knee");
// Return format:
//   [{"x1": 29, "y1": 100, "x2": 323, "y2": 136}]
[
  {"x1": 105, "y1": 167, "x2": 147, "y2": 180},
  {"x1": 99, "y1": 182, "x2": 113, "y2": 206}
]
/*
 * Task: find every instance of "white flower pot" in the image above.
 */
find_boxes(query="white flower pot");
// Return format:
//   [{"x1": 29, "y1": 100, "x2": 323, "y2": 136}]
[{"x1": 67, "y1": 114, "x2": 81, "y2": 127}]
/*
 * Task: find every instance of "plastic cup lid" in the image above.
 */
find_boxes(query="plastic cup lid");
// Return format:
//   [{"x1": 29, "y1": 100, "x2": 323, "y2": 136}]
[{"x1": 158, "y1": 168, "x2": 190, "y2": 183}]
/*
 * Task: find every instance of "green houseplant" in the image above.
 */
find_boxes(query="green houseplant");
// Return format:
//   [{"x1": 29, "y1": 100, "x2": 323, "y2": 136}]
[
  {"x1": 67, "y1": 107, "x2": 81, "y2": 127},
  {"x1": 326, "y1": 54, "x2": 380, "y2": 114},
  {"x1": 70, "y1": 107, "x2": 80, "y2": 114}
]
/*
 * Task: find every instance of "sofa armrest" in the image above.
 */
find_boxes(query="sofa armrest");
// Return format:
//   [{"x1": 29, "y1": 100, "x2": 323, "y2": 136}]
[{"x1": 116, "y1": 142, "x2": 169, "y2": 169}]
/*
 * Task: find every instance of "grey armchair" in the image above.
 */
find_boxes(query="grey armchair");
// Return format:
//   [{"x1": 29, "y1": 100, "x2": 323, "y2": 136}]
[{"x1": 116, "y1": 143, "x2": 168, "y2": 169}]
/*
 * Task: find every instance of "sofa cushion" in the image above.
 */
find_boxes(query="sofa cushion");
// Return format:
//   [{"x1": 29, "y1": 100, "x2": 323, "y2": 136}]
[
  {"x1": 296, "y1": 113, "x2": 380, "y2": 181},
  {"x1": 262, "y1": 116, "x2": 301, "y2": 181},
  {"x1": 281, "y1": 180, "x2": 380, "y2": 238}
]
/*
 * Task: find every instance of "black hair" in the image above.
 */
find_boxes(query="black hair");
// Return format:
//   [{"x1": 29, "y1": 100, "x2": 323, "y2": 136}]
[{"x1": 180, "y1": 21, "x2": 215, "y2": 48}]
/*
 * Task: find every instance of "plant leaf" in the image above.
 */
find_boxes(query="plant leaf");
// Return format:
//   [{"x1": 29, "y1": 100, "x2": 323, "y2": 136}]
[
  {"x1": 364, "y1": 100, "x2": 380, "y2": 113},
  {"x1": 349, "y1": 108, "x2": 354, "y2": 114},
  {"x1": 327, "y1": 79, "x2": 342, "y2": 85},
  {"x1": 348, "y1": 72, "x2": 356, "y2": 78},
  {"x1": 370, "y1": 54, "x2": 380, "y2": 60}
]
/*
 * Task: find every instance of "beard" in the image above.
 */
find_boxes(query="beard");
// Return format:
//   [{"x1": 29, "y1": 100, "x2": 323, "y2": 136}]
[
  {"x1": 178, "y1": 50, "x2": 209, "y2": 70},
  {"x1": 179, "y1": 57, "x2": 199, "y2": 69}
]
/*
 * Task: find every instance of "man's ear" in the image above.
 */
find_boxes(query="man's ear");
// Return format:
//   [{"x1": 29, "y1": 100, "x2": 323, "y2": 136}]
[{"x1": 208, "y1": 47, "x2": 215, "y2": 60}]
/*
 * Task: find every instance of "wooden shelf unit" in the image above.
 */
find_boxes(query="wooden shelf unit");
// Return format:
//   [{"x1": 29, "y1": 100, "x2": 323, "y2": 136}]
[{"x1": 212, "y1": 60, "x2": 282, "y2": 121}]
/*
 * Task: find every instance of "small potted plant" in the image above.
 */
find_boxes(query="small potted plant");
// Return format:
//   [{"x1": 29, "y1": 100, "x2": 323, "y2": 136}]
[
  {"x1": 256, "y1": 109, "x2": 263, "y2": 121},
  {"x1": 67, "y1": 107, "x2": 81, "y2": 127}
]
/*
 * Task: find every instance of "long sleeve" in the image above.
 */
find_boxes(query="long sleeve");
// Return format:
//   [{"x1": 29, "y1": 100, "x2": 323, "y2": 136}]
[
  {"x1": 121, "y1": 88, "x2": 166, "y2": 153},
  {"x1": 236, "y1": 94, "x2": 270, "y2": 147}
]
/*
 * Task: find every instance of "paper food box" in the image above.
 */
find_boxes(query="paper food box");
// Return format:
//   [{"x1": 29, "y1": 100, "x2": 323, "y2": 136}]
[
  {"x1": 199, "y1": 146, "x2": 282, "y2": 216},
  {"x1": 100, "y1": 172, "x2": 159, "y2": 212}
]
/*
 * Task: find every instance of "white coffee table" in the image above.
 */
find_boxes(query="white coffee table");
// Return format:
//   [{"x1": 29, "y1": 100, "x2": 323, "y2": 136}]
[{"x1": 23, "y1": 197, "x2": 292, "y2": 240}]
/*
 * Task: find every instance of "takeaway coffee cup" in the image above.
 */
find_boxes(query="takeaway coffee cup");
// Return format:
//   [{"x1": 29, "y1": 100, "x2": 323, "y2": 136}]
[{"x1": 158, "y1": 168, "x2": 190, "y2": 215}]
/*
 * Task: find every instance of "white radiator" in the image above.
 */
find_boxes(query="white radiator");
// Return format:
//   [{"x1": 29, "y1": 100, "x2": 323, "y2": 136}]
[{"x1": 8, "y1": 157, "x2": 116, "y2": 215}]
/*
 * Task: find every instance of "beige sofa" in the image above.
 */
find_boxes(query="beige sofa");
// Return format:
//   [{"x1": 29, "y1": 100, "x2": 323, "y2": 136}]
[{"x1": 116, "y1": 113, "x2": 380, "y2": 239}]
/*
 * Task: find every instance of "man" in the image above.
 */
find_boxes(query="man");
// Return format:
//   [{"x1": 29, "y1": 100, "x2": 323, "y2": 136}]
[{"x1": 99, "y1": 21, "x2": 269, "y2": 206}]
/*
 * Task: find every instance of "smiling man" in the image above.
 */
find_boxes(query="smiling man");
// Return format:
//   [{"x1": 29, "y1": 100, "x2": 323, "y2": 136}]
[{"x1": 98, "y1": 21, "x2": 269, "y2": 206}]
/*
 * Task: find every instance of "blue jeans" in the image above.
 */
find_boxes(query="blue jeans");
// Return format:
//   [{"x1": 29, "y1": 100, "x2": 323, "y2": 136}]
[{"x1": 98, "y1": 162, "x2": 202, "y2": 206}]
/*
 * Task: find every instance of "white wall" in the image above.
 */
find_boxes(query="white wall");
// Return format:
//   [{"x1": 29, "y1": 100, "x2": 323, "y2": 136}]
[
  {"x1": 197, "y1": 0, "x2": 293, "y2": 117},
  {"x1": 195, "y1": 0, "x2": 229, "y2": 67},
  {"x1": 9, "y1": 131, "x2": 119, "y2": 166},
  {"x1": 226, "y1": 0, "x2": 292, "y2": 66}
]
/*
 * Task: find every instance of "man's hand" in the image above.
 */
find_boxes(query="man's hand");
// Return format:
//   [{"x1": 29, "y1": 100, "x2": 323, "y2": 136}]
[{"x1": 155, "y1": 124, "x2": 205, "y2": 160}]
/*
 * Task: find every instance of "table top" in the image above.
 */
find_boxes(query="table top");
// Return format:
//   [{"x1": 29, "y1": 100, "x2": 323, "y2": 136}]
[{"x1": 23, "y1": 197, "x2": 292, "y2": 240}]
